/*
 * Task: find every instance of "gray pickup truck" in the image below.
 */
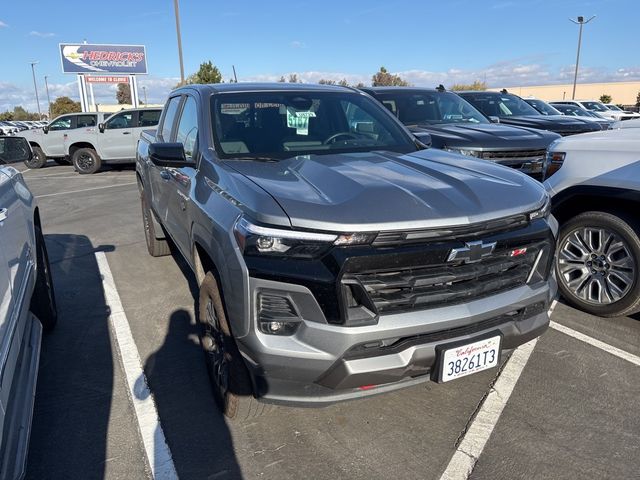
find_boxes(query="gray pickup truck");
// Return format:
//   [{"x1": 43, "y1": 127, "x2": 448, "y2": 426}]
[{"x1": 136, "y1": 83, "x2": 556, "y2": 420}]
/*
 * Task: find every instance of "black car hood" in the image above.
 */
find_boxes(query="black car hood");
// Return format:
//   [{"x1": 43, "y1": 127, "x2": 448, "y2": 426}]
[
  {"x1": 497, "y1": 115, "x2": 601, "y2": 134},
  {"x1": 408, "y1": 123, "x2": 559, "y2": 150},
  {"x1": 225, "y1": 150, "x2": 545, "y2": 232}
]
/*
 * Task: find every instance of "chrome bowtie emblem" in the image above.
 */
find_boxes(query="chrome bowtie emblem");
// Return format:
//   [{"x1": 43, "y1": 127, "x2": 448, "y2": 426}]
[{"x1": 447, "y1": 240, "x2": 497, "y2": 263}]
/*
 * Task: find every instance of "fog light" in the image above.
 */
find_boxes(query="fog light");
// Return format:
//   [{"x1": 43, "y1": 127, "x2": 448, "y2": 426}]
[{"x1": 258, "y1": 320, "x2": 299, "y2": 336}]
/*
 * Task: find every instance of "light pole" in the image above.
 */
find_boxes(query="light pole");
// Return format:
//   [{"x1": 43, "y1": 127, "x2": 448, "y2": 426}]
[
  {"x1": 44, "y1": 75, "x2": 52, "y2": 120},
  {"x1": 142, "y1": 85, "x2": 148, "y2": 104},
  {"x1": 569, "y1": 15, "x2": 596, "y2": 100},
  {"x1": 173, "y1": 0, "x2": 185, "y2": 85},
  {"x1": 29, "y1": 61, "x2": 42, "y2": 118}
]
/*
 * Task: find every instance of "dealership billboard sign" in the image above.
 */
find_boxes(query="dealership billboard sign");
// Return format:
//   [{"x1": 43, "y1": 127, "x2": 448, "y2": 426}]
[
  {"x1": 59, "y1": 43, "x2": 147, "y2": 74},
  {"x1": 85, "y1": 75, "x2": 130, "y2": 84}
]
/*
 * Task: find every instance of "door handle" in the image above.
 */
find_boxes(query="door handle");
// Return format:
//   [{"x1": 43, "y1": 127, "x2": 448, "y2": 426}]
[
  {"x1": 122, "y1": 132, "x2": 131, "y2": 135},
  {"x1": 160, "y1": 170, "x2": 171, "y2": 181},
  {"x1": 0, "y1": 208, "x2": 7, "y2": 222}
]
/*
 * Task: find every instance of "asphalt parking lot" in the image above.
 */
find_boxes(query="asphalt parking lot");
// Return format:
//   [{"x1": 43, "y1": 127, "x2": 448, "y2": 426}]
[{"x1": 16, "y1": 162, "x2": 640, "y2": 480}]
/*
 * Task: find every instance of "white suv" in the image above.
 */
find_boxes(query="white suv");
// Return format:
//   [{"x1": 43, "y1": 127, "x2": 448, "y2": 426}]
[
  {"x1": 553, "y1": 100, "x2": 636, "y2": 121},
  {"x1": 544, "y1": 128, "x2": 640, "y2": 317}
]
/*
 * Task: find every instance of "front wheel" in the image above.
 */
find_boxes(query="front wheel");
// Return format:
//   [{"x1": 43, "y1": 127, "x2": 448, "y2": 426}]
[
  {"x1": 198, "y1": 272, "x2": 271, "y2": 420},
  {"x1": 25, "y1": 146, "x2": 47, "y2": 169},
  {"x1": 556, "y1": 211, "x2": 640, "y2": 317},
  {"x1": 72, "y1": 148, "x2": 101, "y2": 174}
]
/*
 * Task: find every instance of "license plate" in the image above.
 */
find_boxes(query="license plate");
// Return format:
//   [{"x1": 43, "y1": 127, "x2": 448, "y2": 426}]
[{"x1": 438, "y1": 335, "x2": 502, "y2": 383}]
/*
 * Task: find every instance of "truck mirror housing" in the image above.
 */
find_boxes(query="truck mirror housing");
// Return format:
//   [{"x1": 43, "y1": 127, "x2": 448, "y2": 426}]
[
  {"x1": 149, "y1": 143, "x2": 192, "y2": 168},
  {"x1": 98, "y1": 123, "x2": 105, "y2": 133},
  {"x1": 489, "y1": 116, "x2": 500, "y2": 124},
  {"x1": 413, "y1": 131, "x2": 432, "y2": 148},
  {"x1": 43, "y1": 125, "x2": 49, "y2": 134},
  {"x1": 0, "y1": 137, "x2": 33, "y2": 164}
]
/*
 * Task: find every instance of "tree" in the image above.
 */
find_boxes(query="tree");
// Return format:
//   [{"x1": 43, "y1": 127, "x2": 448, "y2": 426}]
[
  {"x1": 185, "y1": 60, "x2": 223, "y2": 85},
  {"x1": 278, "y1": 76, "x2": 286, "y2": 83},
  {"x1": 451, "y1": 81, "x2": 487, "y2": 91},
  {"x1": 636, "y1": 91, "x2": 640, "y2": 108},
  {"x1": 11, "y1": 106, "x2": 40, "y2": 120},
  {"x1": 318, "y1": 79, "x2": 337, "y2": 85},
  {"x1": 371, "y1": 67, "x2": 409, "y2": 87},
  {"x1": 0, "y1": 112, "x2": 13, "y2": 121},
  {"x1": 50, "y1": 96, "x2": 81, "y2": 117},
  {"x1": 116, "y1": 83, "x2": 132, "y2": 104},
  {"x1": 599, "y1": 94, "x2": 612, "y2": 104},
  {"x1": 288, "y1": 73, "x2": 300, "y2": 83}
]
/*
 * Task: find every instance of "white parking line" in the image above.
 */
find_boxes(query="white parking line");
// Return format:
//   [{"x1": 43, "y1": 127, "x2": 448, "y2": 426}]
[
  {"x1": 95, "y1": 252, "x2": 178, "y2": 480},
  {"x1": 550, "y1": 321, "x2": 640, "y2": 366},
  {"x1": 439, "y1": 338, "x2": 538, "y2": 480},
  {"x1": 37, "y1": 182, "x2": 137, "y2": 198}
]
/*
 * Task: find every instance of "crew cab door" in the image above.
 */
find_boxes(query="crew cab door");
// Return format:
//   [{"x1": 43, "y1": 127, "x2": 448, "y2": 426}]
[
  {"x1": 134, "y1": 109, "x2": 162, "y2": 141},
  {"x1": 45, "y1": 115, "x2": 74, "y2": 156},
  {"x1": 163, "y1": 95, "x2": 199, "y2": 257},
  {"x1": 148, "y1": 96, "x2": 182, "y2": 225},
  {"x1": 99, "y1": 111, "x2": 136, "y2": 160}
]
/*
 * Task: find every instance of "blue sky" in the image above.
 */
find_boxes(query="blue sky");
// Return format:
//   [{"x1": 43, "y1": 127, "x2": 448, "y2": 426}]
[{"x1": 1, "y1": 0, "x2": 639, "y2": 111}]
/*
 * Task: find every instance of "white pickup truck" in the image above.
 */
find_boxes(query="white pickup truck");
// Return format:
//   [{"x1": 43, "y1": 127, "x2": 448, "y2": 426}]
[{"x1": 22, "y1": 107, "x2": 161, "y2": 174}]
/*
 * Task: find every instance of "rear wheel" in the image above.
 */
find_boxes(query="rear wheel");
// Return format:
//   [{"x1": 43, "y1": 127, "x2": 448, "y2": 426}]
[
  {"x1": 140, "y1": 188, "x2": 171, "y2": 257},
  {"x1": 556, "y1": 211, "x2": 640, "y2": 317},
  {"x1": 72, "y1": 148, "x2": 101, "y2": 174},
  {"x1": 30, "y1": 225, "x2": 57, "y2": 331},
  {"x1": 25, "y1": 146, "x2": 47, "y2": 169},
  {"x1": 198, "y1": 272, "x2": 271, "y2": 420}
]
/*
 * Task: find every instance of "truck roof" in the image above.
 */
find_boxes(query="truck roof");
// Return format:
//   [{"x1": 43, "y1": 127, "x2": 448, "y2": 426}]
[
  {"x1": 361, "y1": 87, "x2": 441, "y2": 94},
  {"x1": 174, "y1": 82, "x2": 355, "y2": 95}
]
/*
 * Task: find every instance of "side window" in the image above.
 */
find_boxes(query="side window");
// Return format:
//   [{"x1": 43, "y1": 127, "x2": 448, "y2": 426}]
[
  {"x1": 76, "y1": 115, "x2": 96, "y2": 128},
  {"x1": 105, "y1": 112, "x2": 134, "y2": 129},
  {"x1": 138, "y1": 110, "x2": 161, "y2": 128},
  {"x1": 159, "y1": 97, "x2": 182, "y2": 142},
  {"x1": 175, "y1": 97, "x2": 198, "y2": 159},
  {"x1": 48, "y1": 116, "x2": 72, "y2": 131}
]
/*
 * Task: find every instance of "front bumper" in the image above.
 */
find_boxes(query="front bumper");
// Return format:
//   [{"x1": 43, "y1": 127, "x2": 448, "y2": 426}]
[{"x1": 238, "y1": 276, "x2": 556, "y2": 407}]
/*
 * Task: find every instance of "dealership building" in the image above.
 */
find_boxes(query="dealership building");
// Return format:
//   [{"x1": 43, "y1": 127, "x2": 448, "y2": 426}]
[{"x1": 490, "y1": 81, "x2": 640, "y2": 107}]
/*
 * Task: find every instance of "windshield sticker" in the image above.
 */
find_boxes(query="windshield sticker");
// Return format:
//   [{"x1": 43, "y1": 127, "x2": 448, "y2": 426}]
[{"x1": 286, "y1": 108, "x2": 316, "y2": 135}]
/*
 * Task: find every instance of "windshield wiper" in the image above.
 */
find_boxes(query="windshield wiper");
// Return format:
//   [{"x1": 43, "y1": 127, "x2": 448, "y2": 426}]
[{"x1": 233, "y1": 156, "x2": 279, "y2": 162}]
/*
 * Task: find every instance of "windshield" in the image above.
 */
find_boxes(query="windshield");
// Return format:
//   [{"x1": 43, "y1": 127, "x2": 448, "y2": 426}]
[
  {"x1": 524, "y1": 99, "x2": 561, "y2": 116},
  {"x1": 373, "y1": 91, "x2": 488, "y2": 126},
  {"x1": 581, "y1": 101, "x2": 609, "y2": 112},
  {"x1": 606, "y1": 105, "x2": 622, "y2": 111},
  {"x1": 211, "y1": 91, "x2": 417, "y2": 159},
  {"x1": 552, "y1": 104, "x2": 585, "y2": 117},
  {"x1": 461, "y1": 93, "x2": 540, "y2": 117}
]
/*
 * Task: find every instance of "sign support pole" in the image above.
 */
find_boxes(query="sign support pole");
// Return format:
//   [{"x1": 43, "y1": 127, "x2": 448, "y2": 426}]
[
  {"x1": 130, "y1": 75, "x2": 139, "y2": 108},
  {"x1": 77, "y1": 74, "x2": 89, "y2": 112}
]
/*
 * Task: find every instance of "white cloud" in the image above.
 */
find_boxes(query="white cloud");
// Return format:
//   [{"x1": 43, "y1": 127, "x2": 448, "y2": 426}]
[
  {"x1": 0, "y1": 20, "x2": 8, "y2": 28},
  {"x1": 290, "y1": 40, "x2": 306, "y2": 49},
  {"x1": 29, "y1": 31, "x2": 55, "y2": 38}
]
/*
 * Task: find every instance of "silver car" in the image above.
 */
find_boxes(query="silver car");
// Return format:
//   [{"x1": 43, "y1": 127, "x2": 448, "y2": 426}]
[{"x1": 0, "y1": 136, "x2": 57, "y2": 478}]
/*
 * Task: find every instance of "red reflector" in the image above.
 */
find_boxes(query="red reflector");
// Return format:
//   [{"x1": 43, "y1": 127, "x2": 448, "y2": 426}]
[
  {"x1": 510, "y1": 248, "x2": 528, "y2": 257},
  {"x1": 359, "y1": 385, "x2": 377, "y2": 390}
]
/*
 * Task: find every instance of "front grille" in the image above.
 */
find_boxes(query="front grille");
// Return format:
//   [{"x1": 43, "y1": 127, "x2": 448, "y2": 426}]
[
  {"x1": 372, "y1": 214, "x2": 529, "y2": 247},
  {"x1": 480, "y1": 149, "x2": 546, "y2": 162},
  {"x1": 348, "y1": 243, "x2": 543, "y2": 314}
]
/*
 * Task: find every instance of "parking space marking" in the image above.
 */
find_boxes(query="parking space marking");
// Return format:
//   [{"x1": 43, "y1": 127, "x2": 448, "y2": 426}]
[
  {"x1": 439, "y1": 338, "x2": 538, "y2": 480},
  {"x1": 96, "y1": 252, "x2": 178, "y2": 480},
  {"x1": 37, "y1": 182, "x2": 137, "y2": 198},
  {"x1": 550, "y1": 321, "x2": 640, "y2": 366}
]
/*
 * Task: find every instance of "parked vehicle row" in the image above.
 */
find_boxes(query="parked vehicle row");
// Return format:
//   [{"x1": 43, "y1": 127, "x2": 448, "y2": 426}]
[
  {"x1": 20, "y1": 108, "x2": 161, "y2": 173},
  {"x1": 553, "y1": 100, "x2": 638, "y2": 121}
]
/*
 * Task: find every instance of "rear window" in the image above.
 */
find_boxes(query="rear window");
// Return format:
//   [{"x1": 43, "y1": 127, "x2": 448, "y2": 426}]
[
  {"x1": 76, "y1": 115, "x2": 96, "y2": 128},
  {"x1": 139, "y1": 110, "x2": 161, "y2": 127}
]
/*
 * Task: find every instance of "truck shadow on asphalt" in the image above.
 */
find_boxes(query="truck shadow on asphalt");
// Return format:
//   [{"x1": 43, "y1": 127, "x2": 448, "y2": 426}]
[{"x1": 26, "y1": 234, "x2": 117, "y2": 480}]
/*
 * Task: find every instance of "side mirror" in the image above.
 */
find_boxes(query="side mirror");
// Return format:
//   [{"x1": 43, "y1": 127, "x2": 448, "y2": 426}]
[
  {"x1": 413, "y1": 132, "x2": 432, "y2": 148},
  {"x1": 43, "y1": 125, "x2": 49, "y2": 134},
  {"x1": 488, "y1": 116, "x2": 500, "y2": 124},
  {"x1": 0, "y1": 136, "x2": 33, "y2": 164},
  {"x1": 98, "y1": 123, "x2": 105, "y2": 133},
  {"x1": 149, "y1": 143, "x2": 193, "y2": 168}
]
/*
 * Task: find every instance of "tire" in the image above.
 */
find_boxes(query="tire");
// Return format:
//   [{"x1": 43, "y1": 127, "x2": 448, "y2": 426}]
[
  {"x1": 198, "y1": 272, "x2": 271, "y2": 420},
  {"x1": 24, "y1": 146, "x2": 47, "y2": 169},
  {"x1": 556, "y1": 210, "x2": 640, "y2": 317},
  {"x1": 140, "y1": 189, "x2": 171, "y2": 257},
  {"x1": 72, "y1": 148, "x2": 101, "y2": 174},
  {"x1": 30, "y1": 225, "x2": 57, "y2": 331},
  {"x1": 53, "y1": 157, "x2": 70, "y2": 166}
]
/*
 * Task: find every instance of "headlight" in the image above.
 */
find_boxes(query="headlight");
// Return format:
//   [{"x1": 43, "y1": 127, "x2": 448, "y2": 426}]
[
  {"x1": 233, "y1": 217, "x2": 375, "y2": 258},
  {"x1": 528, "y1": 195, "x2": 551, "y2": 221},
  {"x1": 543, "y1": 151, "x2": 566, "y2": 179},
  {"x1": 443, "y1": 147, "x2": 481, "y2": 157}
]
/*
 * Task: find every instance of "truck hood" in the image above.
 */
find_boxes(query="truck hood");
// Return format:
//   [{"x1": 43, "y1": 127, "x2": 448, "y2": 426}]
[
  {"x1": 408, "y1": 123, "x2": 558, "y2": 150},
  {"x1": 225, "y1": 150, "x2": 546, "y2": 232},
  {"x1": 498, "y1": 115, "x2": 601, "y2": 134}
]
